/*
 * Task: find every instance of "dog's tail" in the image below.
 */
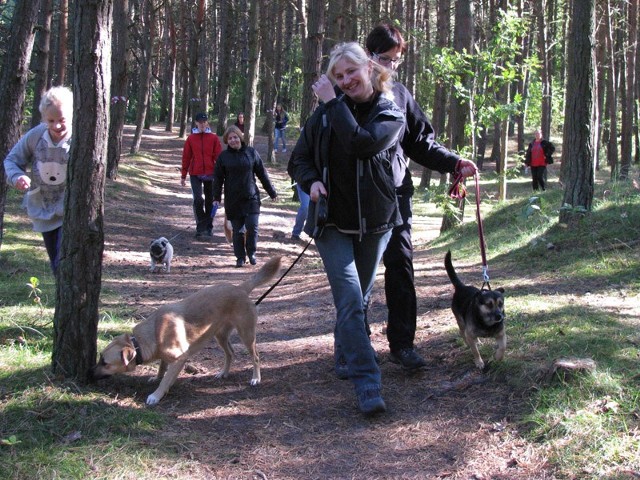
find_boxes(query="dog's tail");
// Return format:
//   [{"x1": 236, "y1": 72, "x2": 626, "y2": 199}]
[
  {"x1": 444, "y1": 250, "x2": 465, "y2": 290},
  {"x1": 240, "y1": 256, "x2": 282, "y2": 294}
]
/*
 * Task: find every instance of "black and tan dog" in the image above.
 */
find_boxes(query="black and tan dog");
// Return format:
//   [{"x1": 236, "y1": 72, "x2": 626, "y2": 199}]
[
  {"x1": 444, "y1": 250, "x2": 506, "y2": 370},
  {"x1": 91, "y1": 256, "x2": 282, "y2": 405}
]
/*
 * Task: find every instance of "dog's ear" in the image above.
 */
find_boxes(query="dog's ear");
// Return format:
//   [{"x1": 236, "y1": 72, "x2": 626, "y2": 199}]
[
  {"x1": 121, "y1": 346, "x2": 137, "y2": 367},
  {"x1": 160, "y1": 239, "x2": 168, "y2": 247},
  {"x1": 495, "y1": 287, "x2": 505, "y2": 294}
]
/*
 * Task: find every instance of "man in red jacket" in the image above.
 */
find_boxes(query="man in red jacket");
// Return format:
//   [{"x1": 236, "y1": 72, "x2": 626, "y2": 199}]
[{"x1": 181, "y1": 112, "x2": 222, "y2": 237}]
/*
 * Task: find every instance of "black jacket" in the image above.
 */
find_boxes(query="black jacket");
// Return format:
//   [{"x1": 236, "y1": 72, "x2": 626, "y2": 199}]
[
  {"x1": 288, "y1": 92, "x2": 404, "y2": 238},
  {"x1": 524, "y1": 139, "x2": 555, "y2": 166},
  {"x1": 213, "y1": 144, "x2": 277, "y2": 219}
]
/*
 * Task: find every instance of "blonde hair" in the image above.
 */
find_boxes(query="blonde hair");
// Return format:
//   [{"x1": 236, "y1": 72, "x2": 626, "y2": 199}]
[
  {"x1": 223, "y1": 125, "x2": 244, "y2": 144},
  {"x1": 39, "y1": 86, "x2": 73, "y2": 119},
  {"x1": 326, "y1": 42, "x2": 393, "y2": 97}
]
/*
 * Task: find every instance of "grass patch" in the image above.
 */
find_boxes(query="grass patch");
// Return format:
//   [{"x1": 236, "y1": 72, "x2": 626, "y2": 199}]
[{"x1": 420, "y1": 167, "x2": 640, "y2": 478}]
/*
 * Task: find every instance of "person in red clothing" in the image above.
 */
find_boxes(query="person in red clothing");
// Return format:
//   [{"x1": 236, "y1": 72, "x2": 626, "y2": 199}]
[
  {"x1": 524, "y1": 128, "x2": 555, "y2": 191},
  {"x1": 181, "y1": 112, "x2": 222, "y2": 237}
]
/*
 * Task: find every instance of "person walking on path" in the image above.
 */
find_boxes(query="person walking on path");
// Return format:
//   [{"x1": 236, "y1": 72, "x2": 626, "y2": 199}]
[
  {"x1": 274, "y1": 104, "x2": 289, "y2": 153},
  {"x1": 290, "y1": 183, "x2": 309, "y2": 242},
  {"x1": 213, "y1": 125, "x2": 277, "y2": 267},
  {"x1": 364, "y1": 24, "x2": 477, "y2": 371},
  {"x1": 180, "y1": 112, "x2": 222, "y2": 238},
  {"x1": 289, "y1": 42, "x2": 405, "y2": 416}
]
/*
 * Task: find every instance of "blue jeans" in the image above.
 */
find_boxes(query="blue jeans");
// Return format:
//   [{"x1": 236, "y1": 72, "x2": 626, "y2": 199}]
[
  {"x1": 274, "y1": 128, "x2": 286, "y2": 151},
  {"x1": 230, "y1": 213, "x2": 259, "y2": 261},
  {"x1": 314, "y1": 226, "x2": 392, "y2": 394},
  {"x1": 292, "y1": 184, "x2": 309, "y2": 237},
  {"x1": 189, "y1": 175, "x2": 214, "y2": 233}
]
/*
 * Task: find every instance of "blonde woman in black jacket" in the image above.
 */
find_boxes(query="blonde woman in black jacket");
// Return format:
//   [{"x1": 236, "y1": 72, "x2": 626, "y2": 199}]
[{"x1": 289, "y1": 42, "x2": 404, "y2": 416}]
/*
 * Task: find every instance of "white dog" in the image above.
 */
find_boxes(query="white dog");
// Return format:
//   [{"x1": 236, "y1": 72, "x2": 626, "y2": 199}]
[{"x1": 149, "y1": 237, "x2": 173, "y2": 273}]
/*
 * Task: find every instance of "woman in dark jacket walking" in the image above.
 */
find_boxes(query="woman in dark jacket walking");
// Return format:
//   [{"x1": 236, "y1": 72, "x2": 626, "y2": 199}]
[
  {"x1": 213, "y1": 126, "x2": 277, "y2": 267},
  {"x1": 288, "y1": 42, "x2": 404, "y2": 416},
  {"x1": 524, "y1": 128, "x2": 555, "y2": 191}
]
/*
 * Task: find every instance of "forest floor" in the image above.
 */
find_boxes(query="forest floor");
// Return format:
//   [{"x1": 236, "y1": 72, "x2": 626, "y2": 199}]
[{"x1": 95, "y1": 125, "x2": 556, "y2": 479}]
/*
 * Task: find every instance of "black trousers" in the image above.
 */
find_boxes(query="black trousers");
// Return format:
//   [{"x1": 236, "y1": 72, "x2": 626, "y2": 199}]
[
  {"x1": 42, "y1": 226, "x2": 62, "y2": 274},
  {"x1": 531, "y1": 166, "x2": 547, "y2": 191},
  {"x1": 383, "y1": 193, "x2": 417, "y2": 352}
]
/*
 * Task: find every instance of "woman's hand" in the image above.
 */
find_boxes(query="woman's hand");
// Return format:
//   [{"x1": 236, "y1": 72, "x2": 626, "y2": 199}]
[
  {"x1": 457, "y1": 159, "x2": 478, "y2": 178},
  {"x1": 309, "y1": 181, "x2": 327, "y2": 202},
  {"x1": 312, "y1": 75, "x2": 336, "y2": 104}
]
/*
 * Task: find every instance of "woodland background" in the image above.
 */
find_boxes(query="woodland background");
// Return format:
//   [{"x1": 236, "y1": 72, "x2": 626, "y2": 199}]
[{"x1": 0, "y1": 0, "x2": 637, "y2": 381}]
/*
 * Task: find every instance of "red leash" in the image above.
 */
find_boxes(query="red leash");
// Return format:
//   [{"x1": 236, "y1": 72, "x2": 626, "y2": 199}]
[{"x1": 448, "y1": 172, "x2": 491, "y2": 290}]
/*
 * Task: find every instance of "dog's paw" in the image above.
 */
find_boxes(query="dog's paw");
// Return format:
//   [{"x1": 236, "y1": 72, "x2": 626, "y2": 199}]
[
  {"x1": 146, "y1": 393, "x2": 160, "y2": 405},
  {"x1": 474, "y1": 359, "x2": 485, "y2": 370},
  {"x1": 214, "y1": 371, "x2": 229, "y2": 380},
  {"x1": 250, "y1": 378, "x2": 260, "y2": 386}
]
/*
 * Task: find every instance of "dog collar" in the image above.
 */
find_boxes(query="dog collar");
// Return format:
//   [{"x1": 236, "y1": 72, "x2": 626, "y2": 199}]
[{"x1": 130, "y1": 336, "x2": 144, "y2": 365}]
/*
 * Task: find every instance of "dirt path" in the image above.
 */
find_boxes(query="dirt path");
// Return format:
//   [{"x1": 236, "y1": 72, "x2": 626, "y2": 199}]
[{"x1": 98, "y1": 125, "x2": 552, "y2": 479}]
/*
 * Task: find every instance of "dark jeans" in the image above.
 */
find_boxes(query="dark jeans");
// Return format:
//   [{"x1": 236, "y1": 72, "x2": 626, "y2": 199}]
[
  {"x1": 230, "y1": 213, "x2": 259, "y2": 261},
  {"x1": 42, "y1": 227, "x2": 62, "y2": 274},
  {"x1": 382, "y1": 193, "x2": 417, "y2": 353},
  {"x1": 531, "y1": 166, "x2": 547, "y2": 191},
  {"x1": 189, "y1": 175, "x2": 214, "y2": 233}
]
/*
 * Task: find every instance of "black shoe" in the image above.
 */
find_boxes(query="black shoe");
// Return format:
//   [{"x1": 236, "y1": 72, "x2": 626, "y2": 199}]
[
  {"x1": 390, "y1": 348, "x2": 427, "y2": 371},
  {"x1": 235, "y1": 259, "x2": 245, "y2": 268},
  {"x1": 334, "y1": 354, "x2": 348, "y2": 380},
  {"x1": 248, "y1": 255, "x2": 257, "y2": 265},
  {"x1": 357, "y1": 389, "x2": 386, "y2": 416},
  {"x1": 195, "y1": 231, "x2": 204, "y2": 238}
]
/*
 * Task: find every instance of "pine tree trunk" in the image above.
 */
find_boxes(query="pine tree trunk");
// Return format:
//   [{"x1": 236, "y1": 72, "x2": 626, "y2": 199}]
[
  {"x1": 107, "y1": 0, "x2": 129, "y2": 180},
  {"x1": 53, "y1": 0, "x2": 113, "y2": 382},
  {"x1": 0, "y1": 0, "x2": 41, "y2": 252},
  {"x1": 442, "y1": 0, "x2": 472, "y2": 233},
  {"x1": 559, "y1": 0, "x2": 595, "y2": 225},
  {"x1": 31, "y1": 0, "x2": 53, "y2": 128},
  {"x1": 243, "y1": 0, "x2": 261, "y2": 147}
]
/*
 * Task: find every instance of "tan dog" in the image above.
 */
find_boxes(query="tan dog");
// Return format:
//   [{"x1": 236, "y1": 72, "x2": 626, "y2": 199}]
[
  {"x1": 91, "y1": 256, "x2": 282, "y2": 405},
  {"x1": 223, "y1": 214, "x2": 233, "y2": 243}
]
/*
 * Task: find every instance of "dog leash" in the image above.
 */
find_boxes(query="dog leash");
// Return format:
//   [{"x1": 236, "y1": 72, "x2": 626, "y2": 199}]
[
  {"x1": 166, "y1": 225, "x2": 192, "y2": 243},
  {"x1": 254, "y1": 238, "x2": 314, "y2": 305},
  {"x1": 448, "y1": 171, "x2": 491, "y2": 290}
]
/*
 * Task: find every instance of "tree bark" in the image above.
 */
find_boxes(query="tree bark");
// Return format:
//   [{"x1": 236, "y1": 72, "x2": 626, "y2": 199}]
[
  {"x1": 243, "y1": 0, "x2": 261, "y2": 147},
  {"x1": 619, "y1": 0, "x2": 637, "y2": 179},
  {"x1": 559, "y1": 0, "x2": 595, "y2": 224},
  {"x1": 31, "y1": 0, "x2": 53, "y2": 128},
  {"x1": 56, "y1": 0, "x2": 69, "y2": 86},
  {"x1": 442, "y1": 0, "x2": 472, "y2": 233},
  {"x1": 53, "y1": 0, "x2": 113, "y2": 381},
  {"x1": 130, "y1": 0, "x2": 155, "y2": 154},
  {"x1": 0, "y1": 0, "x2": 41, "y2": 252},
  {"x1": 299, "y1": 0, "x2": 324, "y2": 125},
  {"x1": 107, "y1": 0, "x2": 129, "y2": 180}
]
